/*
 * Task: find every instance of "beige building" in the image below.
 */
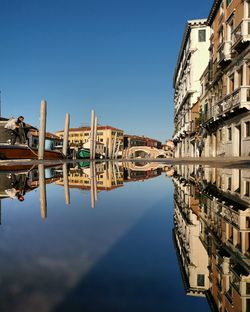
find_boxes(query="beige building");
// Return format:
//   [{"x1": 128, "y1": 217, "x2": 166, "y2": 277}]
[
  {"x1": 173, "y1": 19, "x2": 210, "y2": 157},
  {"x1": 182, "y1": 0, "x2": 250, "y2": 158},
  {"x1": 55, "y1": 125, "x2": 124, "y2": 158}
]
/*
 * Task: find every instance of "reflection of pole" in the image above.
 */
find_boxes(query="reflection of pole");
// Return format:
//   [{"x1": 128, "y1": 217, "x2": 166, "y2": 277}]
[
  {"x1": 63, "y1": 113, "x2": 70, "y2": 157},
  {"x1": 112, "y1": 161, "x2": 117, "y2": 186},
  {"x1": 106, "y1": 162, "x2": 109, "y2": 180},
  {"x1": 93, "y1": 116, "x2": 98, "y2": 159},
  {"x1": 63, "y1": 163, "x2": 70, "y2": 205},
  {"x1": 38, "y1": 100, "x2": 47, "y2": 160},
  {"x1": 115, "y1": 162, "x2": 121, "y2": 178},
  {"x1": 90, "y1": 162, "x2": 95, "y2": 208},
  {"x1": 39, "y1": 164, "x2": 47, "y2": 219},
  {"x1": 93, "y1": 162, "x2": 98, "y2": 201},
  {"x1": 90, "y1": 110, "x2": 95, "y2": 160},
  {"x1": 0, "y1": 200, "x2": 2, "y2": 225}
]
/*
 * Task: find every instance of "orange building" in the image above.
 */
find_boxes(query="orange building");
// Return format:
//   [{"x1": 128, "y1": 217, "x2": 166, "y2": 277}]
[{"x1": 200, "y1": 0, "x2": 250, "y2": 157}]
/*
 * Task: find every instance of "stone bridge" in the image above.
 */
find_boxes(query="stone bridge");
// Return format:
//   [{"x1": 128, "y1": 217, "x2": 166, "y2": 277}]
[{"x1": 124, "y1": 146, "x2": 171, "y2": 159}]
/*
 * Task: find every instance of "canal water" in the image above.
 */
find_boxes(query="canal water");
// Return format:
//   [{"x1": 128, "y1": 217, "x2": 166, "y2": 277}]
[{"x1": 0, "y1": 162, "x2": 249, "y2": 312}]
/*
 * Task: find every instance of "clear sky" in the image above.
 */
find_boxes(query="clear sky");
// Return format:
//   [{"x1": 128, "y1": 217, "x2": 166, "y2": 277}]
[{"x1": 0, "y1": 0, "x2": 212, "y2": 141}]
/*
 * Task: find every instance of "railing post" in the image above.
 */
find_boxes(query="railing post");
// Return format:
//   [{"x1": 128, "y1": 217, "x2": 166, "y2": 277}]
[{"x1": 38, "y1": 100, "x2": 47, "y2": 160}]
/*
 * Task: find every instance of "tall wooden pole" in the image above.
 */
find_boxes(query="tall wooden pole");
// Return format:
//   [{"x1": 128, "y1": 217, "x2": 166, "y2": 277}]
[
  {"x1": 38, "y1": 164, "x2": 47, "y2": 219},
  {"x1": 90, "y1": 110, "x2": 95, "y2": 160},
  {"x1": 115, "y1": 140, "x2": 121, "y2": 159},
  {"x1": 93, "y1": 116, "x2": 98, "y2": 160},
  {"x1": 63, "y1": 163, "x2": 70, "y2": 205},
  {"x1": 38, "y1": 100, "x2": 47, "y2": 160},
  {"x1": 112, "y1": 132, "x2": 117, "y2": 159},
  {"x1": 106, "y1": 138, "x2": 109, "y2": 159},
  {"x1": 63, "y1": 113, "x2": 70, "y2": 157}
]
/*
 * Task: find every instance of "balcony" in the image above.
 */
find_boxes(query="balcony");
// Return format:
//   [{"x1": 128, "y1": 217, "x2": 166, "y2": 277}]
[
  {"x1": 203, "y1": 87, "x2": 250, "y2": 124},
  {"x1": 232, "y1": 19, "x2": 250, "y2": 50},
  {"x1": 218, "y1": 41, "x2": 232, "y2": 65}
]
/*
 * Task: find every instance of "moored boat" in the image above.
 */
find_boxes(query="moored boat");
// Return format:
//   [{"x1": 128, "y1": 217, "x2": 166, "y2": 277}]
[{"x1": 0, "y1": 117, "x2": 64, "y2": 161}]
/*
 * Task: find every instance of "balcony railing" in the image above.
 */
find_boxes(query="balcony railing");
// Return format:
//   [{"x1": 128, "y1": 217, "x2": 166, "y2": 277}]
[
  {"x1": 218, "y1": 41, "x2": 232, "y2": 64},
  {"x1": 202, "y1": 86, "x2": 250, "y2": 123},
  {"x1": 232, "y1": 19, "x2": 250, "y2": 49}
]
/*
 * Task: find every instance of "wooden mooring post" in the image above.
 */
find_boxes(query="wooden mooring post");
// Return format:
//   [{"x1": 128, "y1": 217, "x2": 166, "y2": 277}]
[
  {"x1": 90, "y1": 110, "x2": 95, "y2": 160},
  {"x1": 38, "y1": 100, "x2": 47, "y2": 160},
  {"x1": 63, "y1": 113, "x2": 70, "y2": 158}
]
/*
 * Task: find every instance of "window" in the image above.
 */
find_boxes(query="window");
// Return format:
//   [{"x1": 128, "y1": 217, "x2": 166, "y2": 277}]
[
  {"x1": 229, "y1": 74, "x2": 235, "y2": 92},
  {"x1": 247, "y1": 283, "x2": 250, "y2": 295},
  {"x1": 228, "y1": 127, "x2": 232, "y2": 141},
  {"x1": 246, "y1": 217, "x2": 250, "y2": 229},
  {"x1": 245, "y1": 181, "x2": 250, "y2": 197},
  {"x1": 245, "y1": 121, "x2": 250, "y2": 137},
  {"x1": 237, "y1": 67, "x2": 243, "y2": 87},
  {"x1": 226, "y1": 0, "x2": 232, "y2": 7},
  {"x1": 228, "y1": 177, "x2": 232, "y2": 190},
  {"x1": 197, "y1": 274, "x2": 205, "y2": 287},
  {"x1": 198, "y1": 29, "x2": 206, "y2": 42},
  {"x1": 219, "y1": 129, "x2": 223, "y2": 141},
  {"x1": 219, "y1": 27, "x2": 224, "y2": 44}
]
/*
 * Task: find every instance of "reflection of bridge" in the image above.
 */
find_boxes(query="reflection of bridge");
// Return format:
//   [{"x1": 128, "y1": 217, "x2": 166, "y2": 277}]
[
  {"x1": 124, "y1": 146, "x2": 171, "y2": 159},
  {"x1": 123, "y1": 161, "x2": 166, "y2": 171}
]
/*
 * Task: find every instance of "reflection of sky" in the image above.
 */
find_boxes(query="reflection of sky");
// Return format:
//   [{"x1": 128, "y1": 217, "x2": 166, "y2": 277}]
[{"x1": 0, "y1": 174, "x2": 209, "y2": 312}]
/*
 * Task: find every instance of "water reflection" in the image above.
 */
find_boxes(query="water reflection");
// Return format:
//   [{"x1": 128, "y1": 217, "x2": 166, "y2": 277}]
[
  {"x1": 0, "y1": 162, "x2": 249, "y2": 311},
  {"x1": 0, "y1": 162, "x2": 173, "y2": 220},
  {"x1": 173, "y1": 164, "x2": 250, "y2": 312}
]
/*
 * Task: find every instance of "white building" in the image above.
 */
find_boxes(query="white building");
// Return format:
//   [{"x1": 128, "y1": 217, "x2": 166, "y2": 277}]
[{"x1": 173, "y1": 19, "x2": 210, "y2": 158}]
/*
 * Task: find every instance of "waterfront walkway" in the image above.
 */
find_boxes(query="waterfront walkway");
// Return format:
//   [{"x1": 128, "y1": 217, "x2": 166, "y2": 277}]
[{"x1": 0, "y1": 157, "x2": 249, "y2": 169}]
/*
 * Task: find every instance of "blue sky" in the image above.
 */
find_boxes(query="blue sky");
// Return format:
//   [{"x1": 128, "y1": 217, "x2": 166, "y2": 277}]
[{"x1": 0, "y1": 0, "x2": 212, "y2": 141}]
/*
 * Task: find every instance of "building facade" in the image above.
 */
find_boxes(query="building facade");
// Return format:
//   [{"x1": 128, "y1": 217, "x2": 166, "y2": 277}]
[
  {"x1": 200, "y1": 0, "x2": 250, "y2": 158},
  {"x1": 173, "y1": 0, "x2": 250, "y2": 158},
  {"x1": 55, "y1": 125, "x2": 124, "y2": 158},
  {"x1": 173, "y1": 19, "x2": 210, "y2": 158}
]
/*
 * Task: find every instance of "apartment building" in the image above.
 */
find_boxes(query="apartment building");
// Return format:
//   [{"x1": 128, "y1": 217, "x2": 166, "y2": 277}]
[
  {"x1": 197, "y1": 0, "x2": 250, "y2": 157},
  {"x1": 55, "y1": 125, "x2": 124, "y2": 158},
  {"x1": 173, "y1": 19, "x2": 210, "y2": 157}
]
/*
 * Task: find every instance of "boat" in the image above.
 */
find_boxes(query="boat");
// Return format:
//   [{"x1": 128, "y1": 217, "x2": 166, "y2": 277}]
[
  {"x1": 0, "y1": 117, "x2": 64, "y2": 161},
  {"x1": 78, "y1": 140, "x2": 104, "y2": 159}
]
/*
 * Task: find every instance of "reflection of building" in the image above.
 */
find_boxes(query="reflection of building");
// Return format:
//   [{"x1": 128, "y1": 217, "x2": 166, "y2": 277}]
[
  {"x1": 173, "y1": 167, "x2": 209, "y2": 297},
  {"x1": 56, "y1": 126, "x2": 124, "y2": 158},
  {"x1": 173, "y1": 164, "x2": 250, "y2": 311},
  {"x1": 56, "y1": 163, "x2": 124, "y2": 192},
  {"x1": 123, "y1": 166, "x2": 162, "y2": 183}
]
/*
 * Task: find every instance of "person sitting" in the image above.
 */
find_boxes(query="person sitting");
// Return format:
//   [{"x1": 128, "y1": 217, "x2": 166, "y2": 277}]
[{"x1": 4, "y1": 116, "x2": 27, "y2": 145}]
